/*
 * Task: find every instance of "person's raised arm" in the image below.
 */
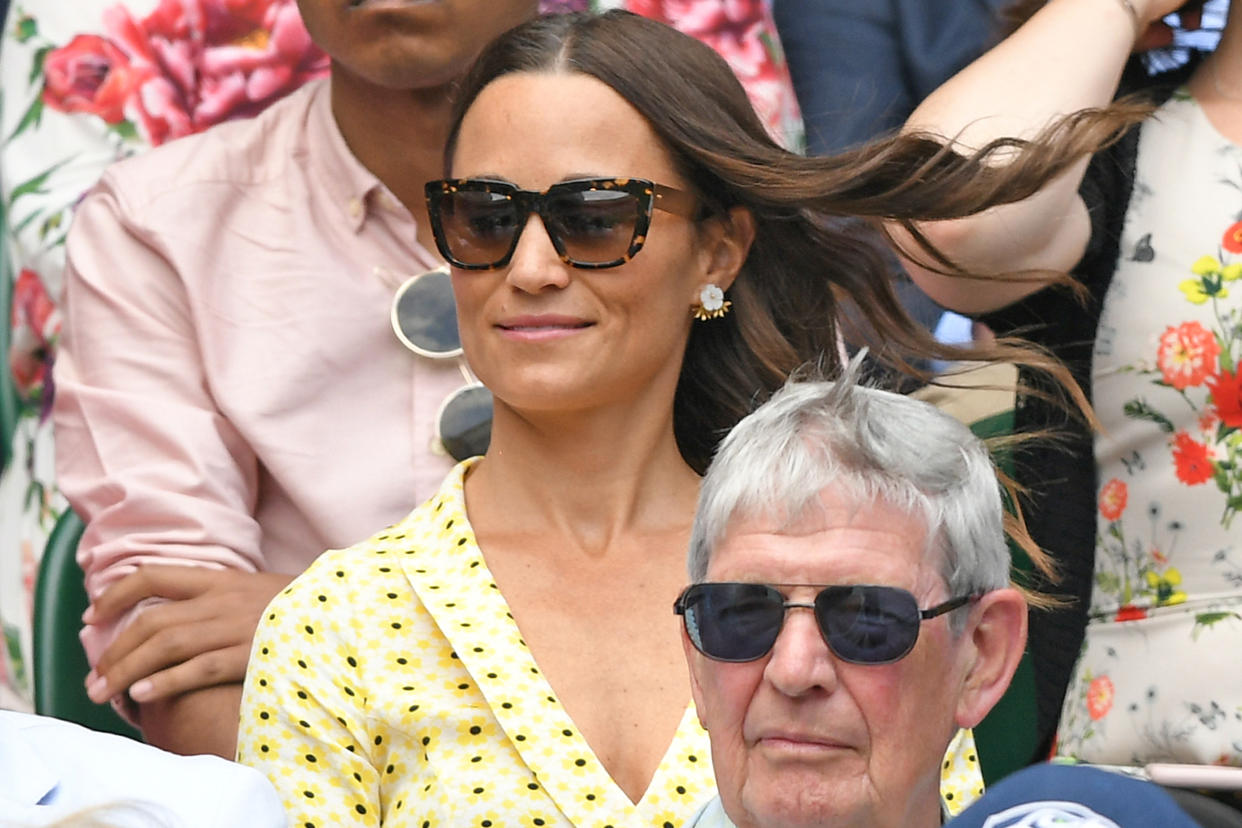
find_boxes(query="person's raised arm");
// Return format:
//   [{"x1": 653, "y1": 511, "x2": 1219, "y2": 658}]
[
  {"x1": 896, "y1": 0, "x2": 1184, "y2": 314},
  {"x1": 54, "y1": 175, "x2": 289, "y2": 756}
]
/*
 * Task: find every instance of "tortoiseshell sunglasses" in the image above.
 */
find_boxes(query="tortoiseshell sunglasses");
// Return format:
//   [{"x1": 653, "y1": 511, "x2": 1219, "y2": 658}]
[{"x1": 424, "y1": 177, "x2": 698, "y2": 270}]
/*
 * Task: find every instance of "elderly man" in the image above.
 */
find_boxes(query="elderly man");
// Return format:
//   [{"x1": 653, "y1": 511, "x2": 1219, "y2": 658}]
[
  {"x1": 676, "y1": 371, "x2": 1027, "y2": 827},
  {"x1": 677, "y1": 373, "x2": 1210, "y2": 827}
]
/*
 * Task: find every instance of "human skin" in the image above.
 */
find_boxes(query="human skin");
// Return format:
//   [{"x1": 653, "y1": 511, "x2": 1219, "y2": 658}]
[
  {"x1": 684, "y1": 487, "x2": 1026, "y2": 828},
  {"x1": 894, "y1": 0, "x2": 1205, "y2": 315}
]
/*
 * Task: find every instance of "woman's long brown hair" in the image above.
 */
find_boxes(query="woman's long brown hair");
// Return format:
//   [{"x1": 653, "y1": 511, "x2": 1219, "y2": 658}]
[{"x1": 443, "y1": 10, "x2": 1149, "y2": 590}]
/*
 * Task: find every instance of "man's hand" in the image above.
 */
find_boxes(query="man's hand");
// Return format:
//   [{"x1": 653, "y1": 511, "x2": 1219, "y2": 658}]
[{"x1": 84, "y1": 566, "x2": 294, "y2": 707}]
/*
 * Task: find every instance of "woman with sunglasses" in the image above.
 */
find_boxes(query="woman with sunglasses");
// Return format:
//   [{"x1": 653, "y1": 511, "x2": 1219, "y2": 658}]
[{"x1": 236, "y1": 10, "x2": 1105, "y2": 826}]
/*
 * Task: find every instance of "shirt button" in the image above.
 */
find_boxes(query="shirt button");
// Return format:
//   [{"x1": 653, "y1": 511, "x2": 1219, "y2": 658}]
[{"x1": 348, "y1": 197, "x2": 363, "y2": 219}]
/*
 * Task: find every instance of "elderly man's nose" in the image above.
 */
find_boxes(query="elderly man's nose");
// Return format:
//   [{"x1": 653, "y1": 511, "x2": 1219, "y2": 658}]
[
  {"x1": 763, "y1": 608, "x2": 837, "y2": 695},
  {"x1": 505, "y1": 213, "x2": 569, "y2": 293}
]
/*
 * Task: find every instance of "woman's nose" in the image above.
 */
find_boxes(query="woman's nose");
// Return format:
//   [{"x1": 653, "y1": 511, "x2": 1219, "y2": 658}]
[{"x1": 505, "y1": 212, "x2": 571, "y2": 293}]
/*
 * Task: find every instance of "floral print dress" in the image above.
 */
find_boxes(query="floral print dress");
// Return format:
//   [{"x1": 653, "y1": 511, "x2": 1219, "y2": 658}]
[
  {"x1": 1055, "y1": 91, "x2": 1242, "y2": 768},
  {"x1": 0, "y1": 0, "x2": 799, "y2": 711}
]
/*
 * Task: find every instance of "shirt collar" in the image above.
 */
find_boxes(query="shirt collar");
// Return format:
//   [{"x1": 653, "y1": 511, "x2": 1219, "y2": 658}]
[{"x1": 305, "y1": 78, "x2": 395, "y2": 234}]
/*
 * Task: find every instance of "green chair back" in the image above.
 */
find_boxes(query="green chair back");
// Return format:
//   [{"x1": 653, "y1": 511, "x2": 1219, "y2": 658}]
[
  {"x1": 33, "y1": 509, "x2": 142, "y2": 739},
  {"x1": 968, "y1": 407, "x2": 1041, "y2": 785}
]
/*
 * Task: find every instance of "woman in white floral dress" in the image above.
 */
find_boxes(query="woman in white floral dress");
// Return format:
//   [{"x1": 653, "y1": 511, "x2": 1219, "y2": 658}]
[{"x1": 900, "y1": 0, "x2": 1242, "y2": 793}]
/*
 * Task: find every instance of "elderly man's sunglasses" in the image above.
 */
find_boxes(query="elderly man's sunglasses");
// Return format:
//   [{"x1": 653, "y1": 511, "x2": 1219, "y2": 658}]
[
  {"x1": 424, "y1": 177, "x2": 698, "y2": 270},
  {"x1": 674, "y1": 582, "x2": 978, "y2": 665}
]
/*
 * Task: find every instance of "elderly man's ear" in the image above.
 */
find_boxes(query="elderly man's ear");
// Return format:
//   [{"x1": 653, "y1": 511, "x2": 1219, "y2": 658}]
[{"x1": 954, "y1": 588, "x2": 1029, "y2": 730}]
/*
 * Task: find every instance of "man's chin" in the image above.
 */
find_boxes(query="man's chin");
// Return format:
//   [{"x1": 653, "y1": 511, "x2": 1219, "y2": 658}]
[{"x1": 735, "y1": 769, "x2": 870, "y2": 828}]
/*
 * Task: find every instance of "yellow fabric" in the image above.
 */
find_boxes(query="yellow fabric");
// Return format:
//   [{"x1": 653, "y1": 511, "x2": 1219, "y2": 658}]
[
  {"x1": 238, "y1": 460, "x2": 984, "y2": 826},
  {"x1": 942, "y1": 728, "x2": 985, "y2": 817}
]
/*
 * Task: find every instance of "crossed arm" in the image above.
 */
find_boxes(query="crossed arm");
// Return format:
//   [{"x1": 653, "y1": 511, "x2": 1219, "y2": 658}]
[{"x1": 54, "y1": 177, "x2": 293, "y2": 757}]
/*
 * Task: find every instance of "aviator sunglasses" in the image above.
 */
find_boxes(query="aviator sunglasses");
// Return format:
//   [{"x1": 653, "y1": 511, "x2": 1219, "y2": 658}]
[
  {"x1": 674, "y1": 582, "x2": 978, "y2": 665},
  {"x1": 389, "y1": 265, "x2": 493, "y2": 462},
  {"x1": 424, "y1": 177, "x2": 699, "y2": 270}
]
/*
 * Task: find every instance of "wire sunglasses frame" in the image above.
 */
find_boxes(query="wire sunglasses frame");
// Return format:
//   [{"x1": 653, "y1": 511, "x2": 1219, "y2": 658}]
[{"x1": 674, "y1": 581, "x2": 980, "y2": 666}]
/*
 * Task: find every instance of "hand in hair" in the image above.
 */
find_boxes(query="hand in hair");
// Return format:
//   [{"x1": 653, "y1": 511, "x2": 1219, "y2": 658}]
[
  {"x1": 894, "y1": 0, "x2": 1186, "y2": 314},
  {"x1": 1136, "y1": 0, "x2": 1207, "y2": 51}
]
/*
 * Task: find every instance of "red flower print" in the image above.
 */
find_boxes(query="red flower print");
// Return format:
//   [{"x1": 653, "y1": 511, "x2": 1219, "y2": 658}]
[
  {"x1": 1114, "y1": 604, "x2": 1148, "y2": 622},
  {"x1": 8, "y1": 269, "x2": 62, "y2": 412},
  {"x1": 1086, "y1": 675, "x2": 1114, "y2": 721},
  {"x1": 1208, "y1": 370, "x2": 1242, "y2": 429},
  {"x1": 1224, "y1": 220, "x2": 1242, "y2": 254},
  {"x1": 1200, "y1": 407, "x2": 1219, "y2": 432},
  {"x1": 1172, "y1": 431, "x2": 1215, "y2": 485},
  {"x1": 1156, "y1": 321, "x2": 1221, "y2": 390},
  {"x1": 41, "y1": 34, "x2": 143, "y2": 124},
  {"x1": 1098, "y1": 478, "x2": 1128, "y2": 521},
  {"x1": 97, "y1": 0, "x2": 328, "y2": 145}
]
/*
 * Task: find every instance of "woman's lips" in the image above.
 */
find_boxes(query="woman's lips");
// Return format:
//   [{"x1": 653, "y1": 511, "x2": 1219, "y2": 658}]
[{"x1": 495, "y1": 315, "x2": 593, "y2": 341}]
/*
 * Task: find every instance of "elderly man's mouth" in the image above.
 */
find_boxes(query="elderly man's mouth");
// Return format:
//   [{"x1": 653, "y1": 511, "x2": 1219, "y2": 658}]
[{"x1": 756, "y1": 734, "x2": 851, "y2": 756}]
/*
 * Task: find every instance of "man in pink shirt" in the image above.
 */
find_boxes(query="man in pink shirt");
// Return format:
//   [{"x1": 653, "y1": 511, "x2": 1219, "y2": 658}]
[{"x1": 53, "y1": 0, "x2": 538, "y2": 758}]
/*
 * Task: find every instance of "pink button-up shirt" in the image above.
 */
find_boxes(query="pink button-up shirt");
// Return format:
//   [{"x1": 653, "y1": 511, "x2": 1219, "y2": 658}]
[{"x1": 53, "y1": 79, "x2": 460, "y2": 664}]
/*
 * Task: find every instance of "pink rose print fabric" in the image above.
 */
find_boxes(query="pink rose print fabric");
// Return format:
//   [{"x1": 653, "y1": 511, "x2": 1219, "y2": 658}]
[
  {"x1": 38, "y1": 0, "x2": 328, "y2": 146},
  {"x1": 539, "y1": 0, "x2": 803, "y2": 149}
]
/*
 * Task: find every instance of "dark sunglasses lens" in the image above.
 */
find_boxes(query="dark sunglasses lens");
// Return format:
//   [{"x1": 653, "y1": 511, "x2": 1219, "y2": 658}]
[
  {"x1": 816, "y1": 586, "x2": 920, "y2": 664},
  {"x1": 440, "y1": 189, "x2": 520, "y2": 266},
  {"x1": 544, "y1": 188, "x2": 640, "y2": 265},
  {"x1": 392, "y1": 267, "x2": 460, "y2": 357},
  {"x1": 438, "y1": 384, "x2": 493, "y2": 462},
  {"x1": 684, "y1": 583, "x2": 785, "y2": 662}
]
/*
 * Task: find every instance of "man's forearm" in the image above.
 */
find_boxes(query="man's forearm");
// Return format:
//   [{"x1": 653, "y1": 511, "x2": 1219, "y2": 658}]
[{"x1": 137, "y1": 682, "x2": 243, "y2": 758}]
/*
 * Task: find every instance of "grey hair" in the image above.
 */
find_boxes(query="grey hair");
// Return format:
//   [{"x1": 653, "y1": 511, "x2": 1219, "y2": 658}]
[{"x1": 688, "y1": 356, "x2": 1010, "y2": 617}]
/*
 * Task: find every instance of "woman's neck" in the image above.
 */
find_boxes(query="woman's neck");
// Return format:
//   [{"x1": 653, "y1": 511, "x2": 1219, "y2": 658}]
[{"x1": 464, "y1": 400, "x2": 702, "y2": 559}]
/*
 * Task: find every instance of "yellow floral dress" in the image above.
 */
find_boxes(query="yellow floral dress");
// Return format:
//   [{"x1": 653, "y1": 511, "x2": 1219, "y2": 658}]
[{"x1": 238, "y1": 461, "x2": 984, "y2": 826}]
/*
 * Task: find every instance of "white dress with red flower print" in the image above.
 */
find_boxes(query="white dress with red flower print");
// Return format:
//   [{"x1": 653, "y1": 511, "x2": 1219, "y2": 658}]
[{"x1": 1054, "y1": 90, "x2": 1242, "y2": 768}]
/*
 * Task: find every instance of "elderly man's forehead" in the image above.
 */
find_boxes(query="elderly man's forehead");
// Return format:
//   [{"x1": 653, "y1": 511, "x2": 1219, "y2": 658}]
[{"x1": 723, "y1": 482, "x2": 936, "y2": 544}]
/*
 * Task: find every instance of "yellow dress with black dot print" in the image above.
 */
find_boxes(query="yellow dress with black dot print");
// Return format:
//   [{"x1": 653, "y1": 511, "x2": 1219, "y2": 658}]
[{"x1": 237, "y1": 460, "x2": 985, "y2": 826}]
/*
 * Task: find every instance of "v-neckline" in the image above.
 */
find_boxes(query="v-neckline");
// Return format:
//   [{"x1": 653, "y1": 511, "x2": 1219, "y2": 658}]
[{"x1": 398, "y1": 465, "x2": 713, "y2": 822}]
